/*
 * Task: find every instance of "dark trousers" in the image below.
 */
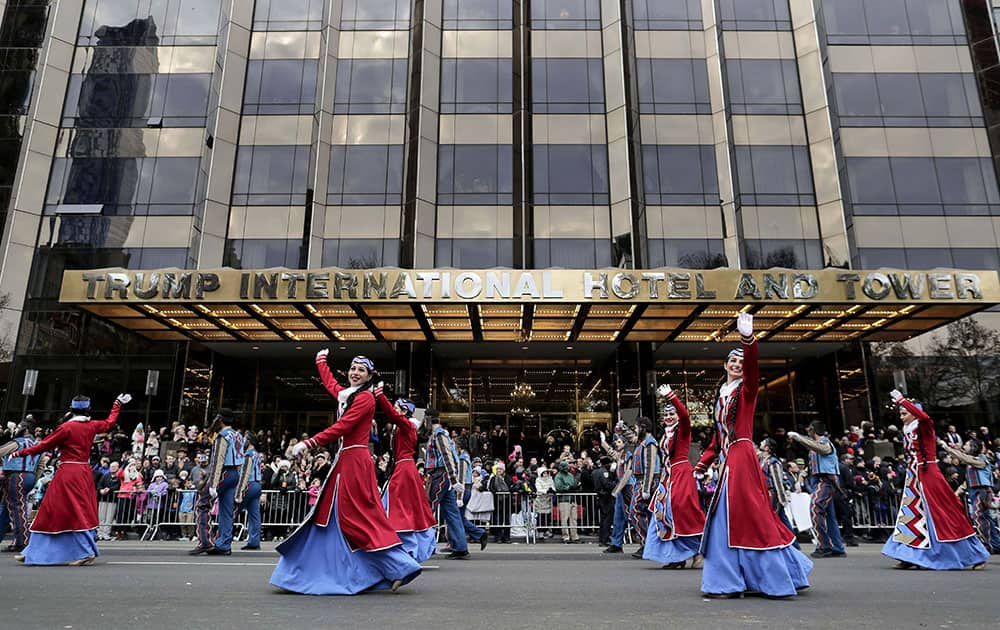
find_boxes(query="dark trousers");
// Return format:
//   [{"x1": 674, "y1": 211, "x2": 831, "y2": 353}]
[
  {"x1": 835, "y1": 494, "x2": 855, "y2": 543},
  {"x1": 597, "y1": 494, "x2": 614, "y2": 544}
]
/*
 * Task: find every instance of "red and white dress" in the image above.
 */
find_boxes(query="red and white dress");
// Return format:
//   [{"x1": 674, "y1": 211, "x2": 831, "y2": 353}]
[{"x1": 16, "y1": 401, "x2": 122, "y2": 564}]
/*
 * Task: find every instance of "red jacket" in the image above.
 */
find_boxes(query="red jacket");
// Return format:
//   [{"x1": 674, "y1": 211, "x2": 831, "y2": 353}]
[
  {"x1": 17, "y1": 402, "x2": 121, "y2": 533},
  {"x1": 663, "y1": 392, "x2": 704, "y2": 537},
  {"x1": 375, "y1": 392, "x2": 437, "y2": 532}
]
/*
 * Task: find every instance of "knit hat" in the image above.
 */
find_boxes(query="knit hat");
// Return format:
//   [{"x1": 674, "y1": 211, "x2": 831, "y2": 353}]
[{"x1": 153, "y1": 469, "x2": 165, "y2": 479}]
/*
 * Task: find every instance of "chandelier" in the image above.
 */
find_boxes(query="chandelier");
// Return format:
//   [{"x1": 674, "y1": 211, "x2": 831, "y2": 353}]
[
  {"x1": 510, "y1": 406, "x2": 532, "y2": 415},
  {"x1": 512, "y1": 381, "x2": 536, "y2": 400}
]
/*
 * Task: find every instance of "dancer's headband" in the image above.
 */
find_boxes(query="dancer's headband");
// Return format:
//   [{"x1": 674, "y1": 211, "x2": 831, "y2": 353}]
[
  {"x1": 395, "y1": 398, "x2": 416, "y2": 416},
  {"x1": 351, "y1": 356, "x2": 375, "y2": 372},
  {"x1": 71, "y1": 397, "x2": 91, "y2": 410},
  {"x1": 661, "y1": 403, "x2": 677, "y2": 416},
  {"x1": 728, "y1": 348, "x2": 744, "y2": 360}
]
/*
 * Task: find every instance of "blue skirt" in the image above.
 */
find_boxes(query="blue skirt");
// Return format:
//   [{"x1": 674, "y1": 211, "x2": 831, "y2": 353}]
[
  {"x1": 643, "y1": 494, "x2": 701, "y2": 564},
  {"x1": 399, "y1": 528, "x2": 437, "y2": 564},
  {"x1": 22, "y1": 530, "x2": 99, "y2": 565},
  {"x1": 882, "y1": 504, "x2": 989, "y2": 570},
  {"x1": 270, "y1": 499, "x2": 422, "y2": 595},
  {"x1": 701, "y1": 482, "x2": 812, "y2": 597}
]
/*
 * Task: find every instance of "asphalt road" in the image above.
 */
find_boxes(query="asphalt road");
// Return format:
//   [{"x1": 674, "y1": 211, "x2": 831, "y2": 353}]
[{"x1": 0, "y1": 542, "x2": 997, "y2": 630}]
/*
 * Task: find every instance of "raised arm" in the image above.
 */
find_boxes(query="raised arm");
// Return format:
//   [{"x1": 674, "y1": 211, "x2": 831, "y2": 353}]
[
  {"x1": 788, "y1": 432, "x2": 834, "y2": 455},
  {"x1": 669, "y1": 390, "x2": 691, "y2": 443},
  {"x1": 315, "y1": 349, "x2": 343, "y2": 399},
  {"x1": 90, "y1": 394, "x2": 130, "y2": 433},
  {"x1": 13, "y1": 424, "x2": 68, "y2": 458},
  {"x1": 938, "y1": 440, "x2": 986, "y2": 469},
  {"x1": 738, "y1": 314, "x2": 758, "y2": 408},
  {"x1": 302, "y1": 391, "x2": 375, "y2": 449},
  {"x1": 891, "y1": 390, "x2": 931, "y2": 423},
  {"x1": 373, "y1": 387, "x2": 410, "y2": 431}
]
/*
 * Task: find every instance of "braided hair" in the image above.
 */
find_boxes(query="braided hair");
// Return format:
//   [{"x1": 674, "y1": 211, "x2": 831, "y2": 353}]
[{"x1": 905, "y1": 398, "x2": 931, "y2": 471}]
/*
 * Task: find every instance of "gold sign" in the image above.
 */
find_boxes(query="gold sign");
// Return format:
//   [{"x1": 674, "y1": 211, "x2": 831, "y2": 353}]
[{"x1": 59, "y1": 268, "x2": 1000, "y2": 305}]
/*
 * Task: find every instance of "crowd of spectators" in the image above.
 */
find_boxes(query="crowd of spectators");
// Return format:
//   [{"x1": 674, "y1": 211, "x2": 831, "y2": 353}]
[{"x1": 6, "y1": 413, "x2": 999, "y2": 544}]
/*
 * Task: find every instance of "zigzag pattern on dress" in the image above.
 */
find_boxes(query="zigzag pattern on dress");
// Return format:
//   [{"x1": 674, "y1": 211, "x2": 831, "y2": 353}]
[{"x1": 891, "y1": 462, "x2": 930, "y2": 549}]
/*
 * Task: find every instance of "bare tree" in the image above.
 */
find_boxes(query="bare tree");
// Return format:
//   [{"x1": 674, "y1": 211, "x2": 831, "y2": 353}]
[{"x1": 927, "y1": 318, "x2": 1000, "y2": 414}]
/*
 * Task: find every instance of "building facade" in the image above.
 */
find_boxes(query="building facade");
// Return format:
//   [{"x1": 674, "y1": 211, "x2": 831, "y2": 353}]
[{"x1": 2, "y1": 0, "x2": 1000, "y2": 439}]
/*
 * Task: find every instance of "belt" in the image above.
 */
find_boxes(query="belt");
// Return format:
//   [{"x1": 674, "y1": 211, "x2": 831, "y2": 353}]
[
  {"x1": 396, "y1": 458, "x2": 413, "y2": 463},
  {"x1": 341, "y1": 444, "x2": 367, "y2": 452},
  {"x1": 61, "y1": 461, "x2": 90, "y2": 466}
]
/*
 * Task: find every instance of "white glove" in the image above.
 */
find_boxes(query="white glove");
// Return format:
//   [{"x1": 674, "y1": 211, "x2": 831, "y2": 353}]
[
  {"x1": 316, "y1": 348, "x2": 329, "y2": 362},
  {"x1": 889, "y1": 389, "x2": 904, "y2": 403},
  {"x1": 291, "y1": 442, "x2": 308, "y2": 458},
  {"x1": 209, "y1": 487, "x2": 218, "y2": 499},
  {"x1": 656, "y1": 384, "x2": 672, "y2": 398},
  {"x1": 599, "y1": 431, "x2": 606, "y2": 442},
  {"x1": 787, "y1": 431, "x2": 800, "y2": 439},
  {"x1": 641, "y1": 492, "x2": 650, "y2": 500},
  {"x1": 737, "y1": 312, "x2": 754, "y2": 337},
  {"x1": 453, "y1": 484, "x2": 464, "y2": 499},
  {"x1": 694, "y1": 470, "x2": 706, "y2": 481},
  {"x1": 116, "y1": 393, "x2": 132, "y2": 405}
]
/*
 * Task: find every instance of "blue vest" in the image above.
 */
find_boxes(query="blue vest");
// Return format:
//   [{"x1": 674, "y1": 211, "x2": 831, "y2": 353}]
[
  {"x1": 809, "y1": 436, "x2": 839, "y2": 476},
  {"x1": 459, "y1": 451, "x2": 473, "y2": 484},
  {"x1": 632, "y1": 435, "x2": 661, "y2": 477},
  {"x1": 221, "y1": 428, "x2": 245, "y2": 467},
  {"x1": 425, "y1": 427, "x2": 457, "y2": 471},
  {"x1": 3, "y1": 436, "x2": 39, "y2": 472},
  {"x1": 246, "y1": 447, "x2": 262, "y2": 483},
  {"x1": 968, "y1": 455, "x2": 994, "y2": 488}
]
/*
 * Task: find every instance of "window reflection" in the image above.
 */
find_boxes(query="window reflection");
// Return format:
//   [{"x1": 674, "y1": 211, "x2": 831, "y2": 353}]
[
  {"x1": 642, "y1": 145, "x2": 718, "y2": 205},
  {"x1": 443, "y1": 0, "x2": 513, "y2": 30},
  {"x1": 718, "y1": 0, "x2": 791, "y2": 30},
  {"x1": 822, "y1": 0, "x2": 966, "y2": 44},
  {"x1": 532, "y1": 58, "x2": 605, "y2": 114},
  {"x1": 833, "y1": 73, "x2": 983, "y2": 127},
  {"x1": 533, "y1": 145, "x2": 609, "y2": 205},
  {"x1": 636, "y1": 58, "x2": 710, "y2": 114},
  {"x1": 534, "y1": 238, "x2": 612, "y2": 268},
  {"x1": 323, "y1": 238, "x2": 400, "y2": 268},
  {"x1": 531, "y1": 0, "x2": 601, "y2": 30},
  {"x1": 253, "y1": 0, "x2": 324, "y2": 31},
  {"x1": 334, "y1": 59, "x2": 408, "y2": 114},
  {"x1": 328, "y1": 145, "x2": 404, "y2": 205},
  {"x1": 436, "y1": 239, "x2": 513, "y2": 268},
  {"x1": 340, "y1": 0, "x2": 411, "y2": 31},
  {"x1": 846, "y1": 157, "x2": 1000, "y2": 216},
  {"x1": 244, "y1": 60, "x2": 318, "y2": 115},
  {"x1": 226, "y1": 238, "x2": 301, "y2": 269},
  {"x1": 726, "y1": 59, "x2": 802, "y2": 115},
  {"x1": 743, "y1": 239, "x2": 823, "y2": 270},
  {"x1": 438, "y1": 145, "x2": 513, "y2": 205},
  {"x1": 647, "y1": 239, "x2": 727, "y2": 269},
  {"x1": 630, "y1": 0, "x2": 702, "y2": 30},
  {"x1": 80, "y1": 0, "x2": 222, "y2": 46},
  {"x1": 441, "y1": 59, "x2": 513, "y2": 114},
  {"x1": 734, "y1": 145, "x2": 815, "y2": 206},
  {"x1": 233, "y1": 146, "x2": 310, "y2": 206},
  {"x1": 47, "y1": 157, "x2": 200, "y2": 215}
]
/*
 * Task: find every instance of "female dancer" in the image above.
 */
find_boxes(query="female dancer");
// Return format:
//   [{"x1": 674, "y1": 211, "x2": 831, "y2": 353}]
[
  {"x1": 270, "y1": 351, "x2": 422, "y2": 594},
  {"x1": 12, "y1": 393, "x2": 131, "y2": 565},
  {"x1": 373, "y1": 388, "x2": 437, "y2": 563},
  {"x1": 693, "y1": 313, "x2": 812, "y2": 598},
  {"x1": 642, "y1": 384, "x2": 704, "y2": 569},
  {"x1": 882, "y1": 390, "x2": 988, "y2": 570}
]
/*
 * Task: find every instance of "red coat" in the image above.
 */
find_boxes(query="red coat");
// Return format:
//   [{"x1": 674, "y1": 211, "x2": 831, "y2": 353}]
[
  {"x1": 375, "y1": 393, "x2": 437, "y2": 532},
  {"x1": 300, "y1": 356, "x2": 402, "y2": 552},
  {"x1": 664, "y1": 392, "x2": 704, "y2": 537},
  {"x1": 899, "y1": 399, "x2": 976, "y2": 543},
  {"x1": 17, "y1": 402, "x2": 121, "y2": 533},
  {"x1": 695, "y1": 337, "x2": 795, "y2": 550}
]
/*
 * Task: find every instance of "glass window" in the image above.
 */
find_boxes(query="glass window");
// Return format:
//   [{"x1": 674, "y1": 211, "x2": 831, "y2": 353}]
[
  {"x1": 846, "y1": 157, "x2": 1000, "y2": 216},
  {"x1": 937, "y1": 158, "x2": 1000, "y2": 205},
  {"x1": 743, "y1": 239, "x2": 823, "y2": 270},
  {"x1": 726, "y1": 59, "x2": 802, "y2": 115},
  {"x1": 227, "y1": 239, "x2": 301, "y2": 269},
  {"x1": 533, "y1": 145, "x2": 609, "y2": 205},
  {"x1": 438, "y1": 145, "x2": 513, "y2": 205},
  {"x1": 334, "y1": 59, "x2": 408, "y2": 114},
  {"x1": 436, "y1": 239, "x2": 513, "y2": 268},
  {"x1": 647, "y1": 238, "x2": 727, "y2": 268},
  {"x1": 905, "y1": 248, "x2": 954, "y2": 269},
  {"x1": 443, "y1": 0, "x2": 513, "y2": 29},
  {"x1": 636, "y1": 58, "x2": 710, "y2": 114},
  {"x1": 534, "y1": 239, "x2": 612, "y2": 268},
  {"x1": 340, "y1": 0, "x2": 411, "y2": 30},
  {"x1": 890, "y1": 158, "x2": 940, "y2": 207},
  {"x1": 845, "y1": 157, "x2": 895, "y2": 208},
  {"x1": 244, "y1": 60, "x2": 318, "y2": 115},
  {"x1": 441, "y1": 58, "x2": 513, "y2": 114},
  {"x1": 532, "y1": 58, "x2": 604, "y2": 114},
  {"x1": 64, "y1": 72, "x2": 211, "y2": 128},
  {"x1": 718, "y1": 0, "x2": 791, "y2": 30},
  {"x1": 857, "y1": 247, "x2": 905, "y2": 268},
  {"x1": 822, "y1": 0, "x2": 966, "y2": 44},
  {"x1": 80, "y1": 0, "x2": 222, "y2": 46},
  {"x1": 323, "y1": 238, "x2": 400, "y2": 268},
  {"x1": 951, "y1": 248, "x2": 1000, "y2": 270},
  {"x1": 328, "y1": 145, "x2": 404, "y2": 205},
  {"x1": 641, "y1": 145, "x2": 718, "y2": 205},
  {"x1": 49, "y1": 157, "x2": 200, "y2": 215},
  {"x1": 631, "y1": 0, "x2": 702, "y2": 30},
  {"x1": 253, "y1": 0, "x2": 325, "y2": 31},
  {"x1": 531, "y1": 0, "x2": 601, "y2": 30},
  {"x1": 233, "y1": 145, "x2": 310, "y2": 206},
  {"x1": 1, "y1": 4, "x2": 49, "y2": 48},
  {"x1": 834, "y1": 73, "x2": 983, "y2": 127},
  {"x1": 734, "y1": 146, "x2": 814, "y2": 206}
]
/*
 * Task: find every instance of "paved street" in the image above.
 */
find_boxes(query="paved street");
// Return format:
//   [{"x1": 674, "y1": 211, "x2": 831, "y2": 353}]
[{"x1": 0, "y1": 542, "x2": 998, "y2": 629}]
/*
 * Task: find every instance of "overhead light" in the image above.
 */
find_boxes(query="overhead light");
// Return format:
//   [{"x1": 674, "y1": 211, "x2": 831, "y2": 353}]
[
  {"x1": 251, "y1": 346, "x2": 260, "y2": 351},
  {"x1": 339, "y1": 346, "x2": 347, "y2": 350},
  {"x1": 295, "y1": 346, "x2": 303, "y2": 350},
  {"x1": 565, "y1": 346, "x2": 574, "y2": 350}
]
